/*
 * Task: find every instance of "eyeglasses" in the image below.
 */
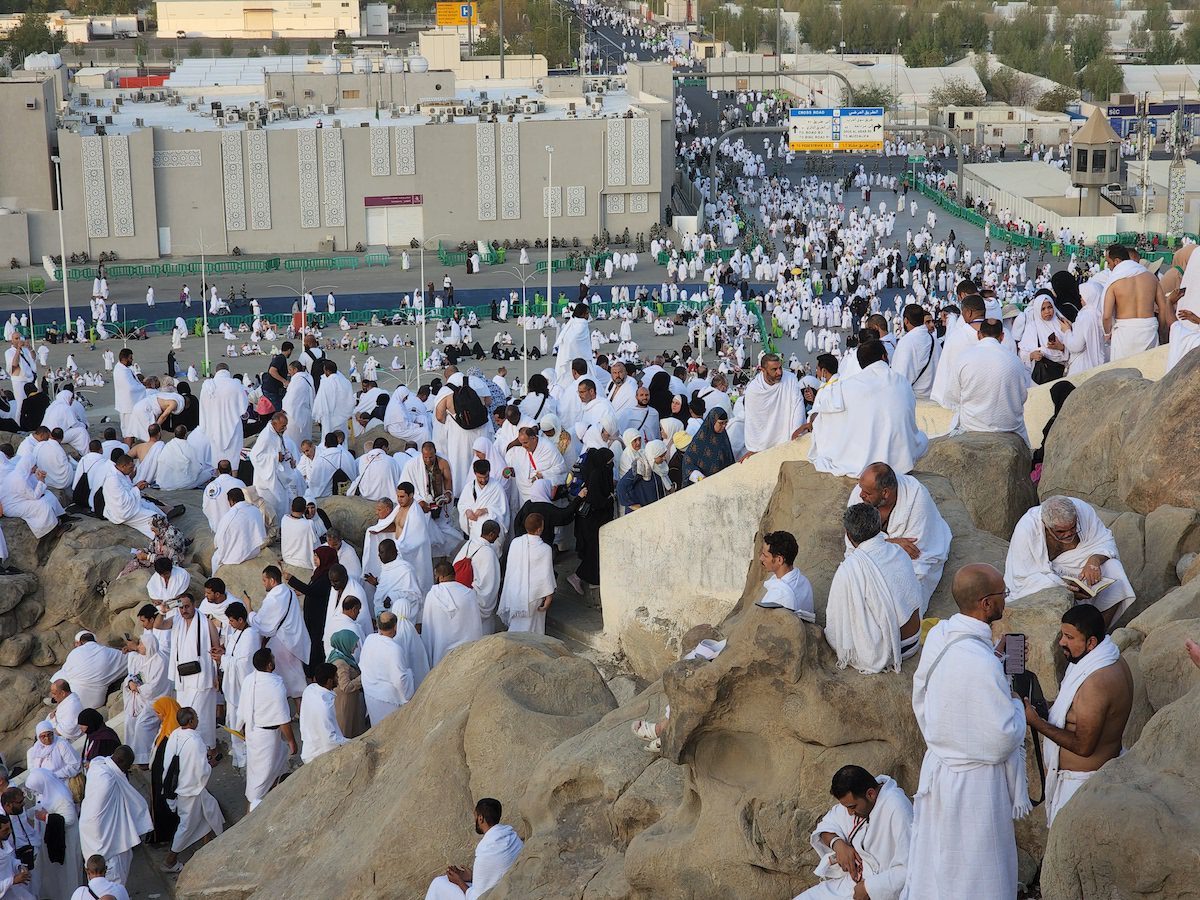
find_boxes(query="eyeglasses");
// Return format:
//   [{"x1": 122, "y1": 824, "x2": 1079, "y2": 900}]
[{"x1": 978, "y1": 589, "x2": 1010, "y2": 604}]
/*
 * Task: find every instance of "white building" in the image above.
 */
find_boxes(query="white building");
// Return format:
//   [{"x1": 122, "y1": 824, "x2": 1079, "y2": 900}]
[{"x1": 156, "y1": 0, "x2": 362, "y2": 39}]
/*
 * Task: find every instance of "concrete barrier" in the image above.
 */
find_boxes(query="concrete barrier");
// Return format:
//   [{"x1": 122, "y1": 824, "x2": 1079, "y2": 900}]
[{"x1": 597, "y1": 345, "x2": 1171, "y2": 677}]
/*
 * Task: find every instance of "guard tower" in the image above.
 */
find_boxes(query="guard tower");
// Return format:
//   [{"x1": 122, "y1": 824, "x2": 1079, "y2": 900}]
[{"x1": 1070, "y1": 107, "x2": 1122, "y2": 216}]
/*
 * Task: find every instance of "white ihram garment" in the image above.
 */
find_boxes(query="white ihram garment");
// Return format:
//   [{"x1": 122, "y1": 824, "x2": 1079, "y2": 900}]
[
  {"x1": 199, "y1": 370, "x2": 248, "y2": 467},
  {"x1": 78, "y1": 756, "x2": 152, "y2": 886},
  {"x1": 742, "y1": 370, "x2": 806, "y2": 454},
  {"x1": 825, "y1": 534, "x2": 922, "y2": 674},
  {"x1": 250, "y1": 584, "x2": 310, "y2": 697},
  {"x1": 795, "y1": 775, "x2": 912, "y2": 900},
  {"x1": 901, "y1": 614, "x2": 1028, "y2": 900},
  {"x1": 498, "y1": 534, "x2": 556, "y2": 634},
  {"x1": 425, "y1": 824, "x2": 524, "y2": 900},
  {"x1": 890, "y1": 325, "x2": 939, "y2": 400},
  {"x1": 358, "y1": 632, "x2": 414, "y2": 725},
  {"x1": 163, "y1": 727, "x2": 225, "y2": 852},
  {"x1": 1103, "y1": 259, "x2": 1158, "y2": 361},
  {"x1": 421, "y1": 582, "x2": 484, "y2": 666},
  {"x1": 1042, "y1": 636, "x2": 1121, "y2": 828},
  {"x1": 52, "y1": 641, "x2": 128, "y2": 709},
  {"x1": 847, "y1": 474, "x2": 951, "y2": 613},
  {"x1": 236, "y1": 670, "x2": 291, "y2": 810},
  {"x1": 809, "y1": 362, "x2": 928, "y2": 477},
  {"x1": 299, "y1": 682, "x2": 348, "y2": 763},
  {"x1": 1004, "y1": 499, "x2": 1135, "y2": 623},
  {"x1": 943, "y1": 337, "x2": 1030, "y2": 444},
  {"x1": 210, "y1": 500, "x2": 267, "y2": 571}
]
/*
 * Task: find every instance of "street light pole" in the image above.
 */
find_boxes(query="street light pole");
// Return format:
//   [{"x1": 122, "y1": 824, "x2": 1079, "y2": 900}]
[
  {"x1": 545, "y1": 145, "x2": 554, "y2": 321},
  {"x1": 50, "y1": 156, "x2": 71, "y2": 335},
  {"x1": 199, "y1": 222, "x2": 210, "y2": 376}
]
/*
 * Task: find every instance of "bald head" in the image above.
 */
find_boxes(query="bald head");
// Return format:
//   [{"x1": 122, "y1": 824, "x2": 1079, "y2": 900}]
[{"x1": 951, "y1": 563, "x2": 1006, "y2": 623}]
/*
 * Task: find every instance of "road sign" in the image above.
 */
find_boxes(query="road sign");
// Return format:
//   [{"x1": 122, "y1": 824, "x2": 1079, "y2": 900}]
[
  {"x1": 436, "y1": 1, "x2": 476, "y2": 26},
  {"x1": 789, "y1": 106, "x2": 885, "y2": 151},
  {"x1": 679, "y1": 77, "x2": 705, "y2": 87},
  {"x1": 907, "y1": 155, "x2": 926, "y2": 163}
]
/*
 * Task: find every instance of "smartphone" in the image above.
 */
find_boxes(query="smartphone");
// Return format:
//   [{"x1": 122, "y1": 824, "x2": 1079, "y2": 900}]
[{"x1": 1002, "y1": 633, "x2": 1026, "y2": 677}]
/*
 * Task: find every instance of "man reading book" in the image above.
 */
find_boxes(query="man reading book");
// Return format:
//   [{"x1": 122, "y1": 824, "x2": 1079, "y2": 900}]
[{"x1": 1003, "y1": 495, "x2": 1136, "y2": 629}]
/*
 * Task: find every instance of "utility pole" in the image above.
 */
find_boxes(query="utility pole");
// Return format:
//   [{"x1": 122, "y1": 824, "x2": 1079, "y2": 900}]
[{"x1": 499, "y1": 0, "x2": 505, "y2": 77}]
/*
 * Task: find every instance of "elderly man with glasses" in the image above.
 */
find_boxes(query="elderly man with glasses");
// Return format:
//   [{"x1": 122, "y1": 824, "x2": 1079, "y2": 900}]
[{"x1": 1003, "y1": 494, "x2": 1135, "y2": 629}]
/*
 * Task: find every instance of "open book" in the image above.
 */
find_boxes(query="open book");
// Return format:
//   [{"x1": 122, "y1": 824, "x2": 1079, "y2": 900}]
[{"x1": 1062, "y1": 575, "x2": 1114, "y2": 599}]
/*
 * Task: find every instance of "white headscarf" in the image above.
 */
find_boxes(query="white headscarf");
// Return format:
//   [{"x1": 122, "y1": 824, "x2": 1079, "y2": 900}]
[
  {"x1": 1018, "y1": 293, "x2": 1067, "y2": 363},
  {"x1": 659, "y1": 417, "x2": 684, "y2": 460}
]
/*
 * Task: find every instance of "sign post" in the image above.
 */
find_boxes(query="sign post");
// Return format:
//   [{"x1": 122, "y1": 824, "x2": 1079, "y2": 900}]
[
  {"x1": 788, "y1": 107, "x2": 885, "y2": 152},
  {"x1": 436, "y1": 1, "x2": 477, "y2": 26}
]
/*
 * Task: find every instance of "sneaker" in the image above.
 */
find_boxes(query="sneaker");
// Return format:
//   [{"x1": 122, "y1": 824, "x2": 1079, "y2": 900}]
[
  {"x1": 567, "y1": 573, "x2": 585, "y2": 595},
  {"x1": 632, "y1": 719, "x2": 658, "y2": 741}
]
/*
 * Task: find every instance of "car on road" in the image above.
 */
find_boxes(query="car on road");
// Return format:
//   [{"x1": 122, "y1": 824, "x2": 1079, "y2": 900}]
[{"x1": 176, "y1": 29, "x2": 187, "y2": 38}]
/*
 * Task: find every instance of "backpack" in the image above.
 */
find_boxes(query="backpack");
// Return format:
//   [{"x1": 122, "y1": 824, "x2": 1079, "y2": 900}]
[
  {"x1": 453, "y1": 547, "x2": 479, "y2": 587},
  {"x1": 452, "y1": 385, "x2": 488, "y2": 430}
]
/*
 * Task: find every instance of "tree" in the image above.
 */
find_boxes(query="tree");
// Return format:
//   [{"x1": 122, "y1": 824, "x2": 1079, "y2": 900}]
[
  {"x1": 134, "y1": 36, "x2": 147, "y2": 59},
  {"x1": 307, "y1": 38, "x2": 321, "y2": 56},
  {"x1": 162, "y1": 45, "x2": 174, "y2": 60},
  {"x1": 273, "y1": 36, "x2": 291, "y2": 55},
  {"x1": 5, "y1": 10, "x2": 55, "y2": 58},
  {"x1": 187, "y1": 39, "x2": 203, "y2": 58},
  {"x1": 990, "y1": 66, "x2": 1038, "y2": 106},
  {"x1": 1036, "y1": 84, "x2": 1080, "y2": 113},
  {"x1": 1145, "y1": 29, "x2": 1181, "y2": 64},
  {"x1": 1069, "y1": 16, "x2": 1108, "y2": 70},
  {"x1": 842, "y1": 83, "x2": 897, "y2": 108},
  {"x1": 1078, "y1": 56, "x2": 1125, "y2": 99},
  {"x1": 248, "y1": 48, "x2": 261, "y2": 57},
  {"x1": 929, "y1": 76, "x2": 986, "y2": 107},
  {"x1": 219, "y1": 37, "x2": 234, "y2": 56}
]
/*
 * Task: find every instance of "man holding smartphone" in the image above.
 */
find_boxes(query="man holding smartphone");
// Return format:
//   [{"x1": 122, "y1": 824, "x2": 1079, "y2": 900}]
[{"x1": 1024, "y1": 604, "x2": 1131, "y2": 829}]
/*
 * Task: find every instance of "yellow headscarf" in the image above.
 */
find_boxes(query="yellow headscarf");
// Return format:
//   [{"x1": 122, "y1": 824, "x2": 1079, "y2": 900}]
[{"x1": 153, "y1": 696, "x2": 182, "y2": 748}]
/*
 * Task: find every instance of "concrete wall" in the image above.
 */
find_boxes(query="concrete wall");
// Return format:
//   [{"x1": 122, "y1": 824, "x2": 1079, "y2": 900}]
[
  {"x1": 598, "y1": 345, "x2": 1172, "y2": 676},
  {"x1": 265, "y1": 71, "x2": 454, "y2": 109},
  {"x1": 0, "y1": 214, "x2": 30, "y2": 267},
  {"x1": 17, "y1": 104, "x2": 667, "y2": 260},
  {"x1": 156, "y1": 0, "x2": 360, "y2": 38},
  {"x1": 0, "y1": 76, "x2": 56, "y2": 214}
]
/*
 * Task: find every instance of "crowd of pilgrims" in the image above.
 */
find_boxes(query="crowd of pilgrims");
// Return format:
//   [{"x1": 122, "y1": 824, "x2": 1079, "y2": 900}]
[{"x1": 3, "y1": 69, "x2": 1200, "y2": 900}]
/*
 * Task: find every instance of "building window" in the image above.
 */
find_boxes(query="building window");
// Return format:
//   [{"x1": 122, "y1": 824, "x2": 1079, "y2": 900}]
[
  {"x1": 962, "y1": 111, "x2": 974, "y2": 120},
  {"x1": 1092, "y1": 149, "x2": 1106, "y2": 172},
  {"x1": 1007, "y1": 111, "x2": 1014, "y2": 120},
  {"x1": 342, "y1": 90, "x2": 360, "y2": 99},
  {"x1": 993, "y1": 128, "x2": 1003, "y2": 137},
  {"x1": 1076, "y1": 148, "x2": 1088, "y2": 171}
]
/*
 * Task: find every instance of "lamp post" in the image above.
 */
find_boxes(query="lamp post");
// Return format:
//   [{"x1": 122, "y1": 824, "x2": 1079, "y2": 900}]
[
  {"x1": 545, "y1": 145, "x2": 554, "y2": 324},
  {"x1": 267, "y1": 276, "x2": 338, "y2": 343},
  {"x1": 510, "y1": 262, "x2": 538, "y2": 388},
  {"x1": 50, "y1": 155, "x2": 71, "y2": 338}
]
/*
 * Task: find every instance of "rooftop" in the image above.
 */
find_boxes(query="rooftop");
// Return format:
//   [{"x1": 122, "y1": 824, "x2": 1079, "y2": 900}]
[{"x1": 65, "y1": 66, "x2": 639, "y2": 134}]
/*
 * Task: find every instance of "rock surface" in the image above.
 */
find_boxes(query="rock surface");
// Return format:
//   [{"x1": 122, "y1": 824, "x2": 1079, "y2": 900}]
[
  {"x1": 176, "y1": 634, "x2": 616, "y2": 900},
  {"x1": 917, "y1": 431, "x2": 1038, "y2": 539},
  {"x1": 1040, "y1": 354, "x2": 1200, "y2": 514}
]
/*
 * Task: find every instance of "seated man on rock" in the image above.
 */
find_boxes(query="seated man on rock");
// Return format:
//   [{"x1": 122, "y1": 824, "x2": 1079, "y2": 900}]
[
  {"x1": 807, "y1": 341, "x2": 928, "y2": 477},
  {"x1": 825, "y1": 504, "x2": 923, "y2": 674},
  {"x1": 847, "y1": 462, "x2": 951, "y2": 615},
  {"x1": 1005, "y1": 494, "x2": 1135, "y2": 629},
  {"x1": 425, "y1": 798, "x2": 524, "y2": 900},
  {"x1": 51, "y1": 631, "x2": 130, "y2": 709},
  {"x1": 794, "y1": 764, "x2": 913, "y2": 900},
  {"x1": 753, "y1": 530, "x2": 815, "y2": 623},
  {"x1": 1023, "y1": 603, "x2": 1131, "y2": 829}
]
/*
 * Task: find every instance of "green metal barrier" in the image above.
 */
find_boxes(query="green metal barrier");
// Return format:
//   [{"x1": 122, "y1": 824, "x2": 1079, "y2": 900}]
[
  {"x1": 0, "y1": 277, "x2": 46, "y2": 295},
  {"x1": 364, "y1": 253, "x2": 389, "y2": 267}
]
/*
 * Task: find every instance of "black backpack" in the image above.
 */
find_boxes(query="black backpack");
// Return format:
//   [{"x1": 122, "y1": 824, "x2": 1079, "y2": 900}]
[{"x1": 452, "y1": 385, "x2": 488, "y2": 430}]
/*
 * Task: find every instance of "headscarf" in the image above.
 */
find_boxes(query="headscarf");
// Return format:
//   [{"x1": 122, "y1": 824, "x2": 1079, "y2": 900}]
[
  {"x1": 578, "y1": 446, "x2": 615, "y2": 501},
  {"x1": 313, "y1": 544, "x2": 339, "y2": 581},
  {"x1": 530, "y1": 478, "x2": 555, "y2": 504},
  {"x1": 647, "y1": 371, "x2": 674, "y2": 422},
  {"x1": 469, "y1": 365, "x2": 508, "y2": 409},
  {"x1": 153, "y1": 696, "x2": 182, "y2": 747},
  {"x1": 1017, "y1": 293, "x2": 1067, "y2": 362},
  {"x1": 472, "y1": 434, "x2": 507, "y2": 475},
  {"x1": 327, "y1": 629, "x2": 359, "y2": 668},
  {"x1": 1041, "y1": 380, "x2": 1076, "y2": 445},
  {"x1": 659, "y1": 417, "x2": 685, "y2": 460},
  {"x1": 685, "y1": 409, "x2": 734, "y2": 480},
  {"x1": 581, "y1": 426, "x2": 607, "y2": 451},
  {"x1": 25, "y1": 768, "x2": 74, "y2": 813},
  {"x1": 1050, "y1": 271, "x2": 1081, "y2": 322},
  {"x1": 77, "y1": 708, "x2": 105, "y2": 734}
]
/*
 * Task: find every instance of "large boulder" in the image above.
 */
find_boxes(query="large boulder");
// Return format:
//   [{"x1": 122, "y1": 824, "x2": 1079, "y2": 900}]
[
  {"x1": 489, "y1": 682, "x2": 684, "y2": 899},
  {"x1": 916, "y1": 432, "x2": 1038, "y2": 539},
  {"x1": 1040, "y1": 683, "x2": 1200, "y2": 900},
  {"x1": 1040, "y1": 354, "x2": 1200, "y2": 514},
  {"x1": 620, "y1": 605, "x2": 925, "y2": 898},
  {"x1": 176, "y1": 634, "x2": 616, "y2": 900}
]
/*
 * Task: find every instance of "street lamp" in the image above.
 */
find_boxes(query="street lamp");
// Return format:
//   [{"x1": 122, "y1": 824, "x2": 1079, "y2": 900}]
[
  {"x1": 510, "y1": 262, "x2": 539, "y2": 388},
  {"x1": 266, "y1": 276, "x2": 338, "y2": 342},
  {"x1": 50, "y1": 155, "x2": 71, "y2": 340},
  {"x1": 545, "y1": 145, "x2": 554, "y2": 325}
]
